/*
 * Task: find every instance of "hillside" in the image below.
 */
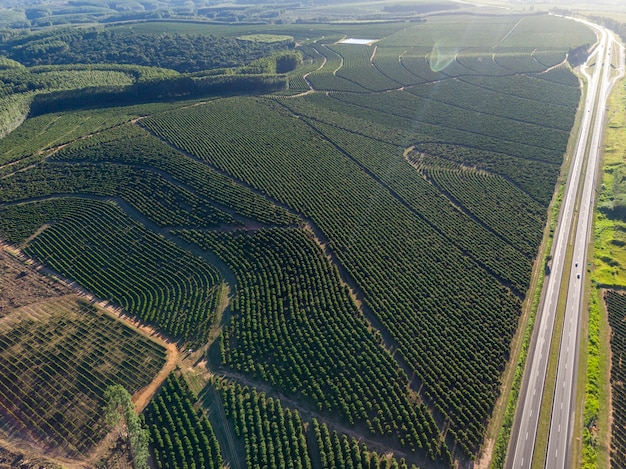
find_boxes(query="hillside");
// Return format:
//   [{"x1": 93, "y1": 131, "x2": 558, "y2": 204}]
[{"x1": 0, "y1": 9, "x2": 594, "y2": 469}]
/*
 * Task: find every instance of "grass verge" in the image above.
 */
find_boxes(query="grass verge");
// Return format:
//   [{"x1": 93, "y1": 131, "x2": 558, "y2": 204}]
[
  {"x1": 592, "y1": 80, "x2": 626, "y2": 287},
  {"x1": 581, "y1": 73, "x2": 626, "y2": 469},
  {"x1": 580, "y1": 286, "x2": 611, "y2": 469}
]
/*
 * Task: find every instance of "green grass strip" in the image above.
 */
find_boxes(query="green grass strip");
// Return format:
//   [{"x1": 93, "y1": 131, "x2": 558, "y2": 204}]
[{"x1": 582, "y1": 75, "x2": 626, "y2": 469}]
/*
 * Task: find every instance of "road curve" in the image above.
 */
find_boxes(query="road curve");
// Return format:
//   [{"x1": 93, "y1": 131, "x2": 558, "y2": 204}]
[{"x1": 506, "y1": 19, "x2": 623, "y2": 469}]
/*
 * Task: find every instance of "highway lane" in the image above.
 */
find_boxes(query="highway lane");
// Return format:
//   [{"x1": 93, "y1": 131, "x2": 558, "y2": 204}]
[
  {"x1": 545, "y1": 25, "x2": 625, "y2": 469},
  {"x1": 506, "y1": 20, "x2": 619, "y2": 469}
]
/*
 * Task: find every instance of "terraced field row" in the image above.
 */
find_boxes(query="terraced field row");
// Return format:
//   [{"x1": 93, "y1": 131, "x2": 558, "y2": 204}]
[{"x1": 0, "y1": 198, "x2": 222, "y2": 344}]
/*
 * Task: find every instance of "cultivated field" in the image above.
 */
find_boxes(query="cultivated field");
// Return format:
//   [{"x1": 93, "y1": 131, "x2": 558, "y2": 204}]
[
  {"x1": 0, "y1": 11, "x2": 595, "y2": 468},
  {"x1": 0, "y1": 293, "x2": 166, "y2": 458},
  {"x1": 605, "y1": 290, "x2": 626, "y2": 467}
]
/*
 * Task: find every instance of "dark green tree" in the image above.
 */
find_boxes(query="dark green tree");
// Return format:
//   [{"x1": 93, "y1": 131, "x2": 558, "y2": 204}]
[{"x1": 103, "y1": 384, "x2": 150, "y2": 469}]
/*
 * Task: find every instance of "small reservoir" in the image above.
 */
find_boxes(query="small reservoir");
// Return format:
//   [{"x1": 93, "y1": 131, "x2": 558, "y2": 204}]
[{"x1": 338, "y1": 38, "x2": 378, "y2": 45}]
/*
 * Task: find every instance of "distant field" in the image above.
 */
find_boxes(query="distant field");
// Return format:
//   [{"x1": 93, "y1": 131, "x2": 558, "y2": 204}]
[
  {"x1": 238, "y1": 34, "x2": 294, "y2": 43},
  {"x1": 0, "y1": 0, "x2": 463, "y2": 29},
  {"x1": 0, "y1": 12, "x2": 594, "y2": 468}
]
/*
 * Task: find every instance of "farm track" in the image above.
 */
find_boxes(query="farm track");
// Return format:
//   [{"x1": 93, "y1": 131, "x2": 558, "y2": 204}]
[
  {"x1": 323, "y1": 90, "x2": 565, "y2": 163},
  {"x1": 137, "y1": 121, "x2": 424, "y2": 379},
  {"x1": 0, "y1": 27, "x2": 590, "y2": 465},
  {"x1": 301, "y1": 44, "x2": 327, "y2": 94},
  {"x1": 201, "y1": 384, "x2": 245, "y2": 469},
  {"x1": 136, "y1": 120, "x2": 454, "y2": 459},
  {"x1": 48, "y1": 156, "x2": 280, "y2": 234},
  {"x1": 0, "y1": 202, "x2": 429, "y2": 466},
  {"x1": 404, "y1": 150, "x2": 532, "y2": 256},
  {"x1": 300, "y1": 215, "x2": 452, "y2": 432},
  {"x1": 370, "y1": 48, "x2": 405, "y2": 88},
  {"x1": 0, "y1": 15, "x2": 596, "y2": 465},
  {"x1": 1, "y1": 192, "x2": 238, "y2": 288},
  {"x1": 0, "y1": 435, "x2": 91, "y2": 469},
  {"x1": 4, "y1": 217, "x2": 412, "y2": 466},
  {"x1": 298, "y1": 43, "x2": 568, "y2": 133},
  {"x1": 213, "y1": 368, "x2": 430, "y2": 468},
  {"x1": 285, "y1": 41, "x2": 566, "y2": 105},
  {"x1": 495, "y1": 17, "x2": 525, "y2": 48},
  {"x1": 537, "y1": 53, "x2": 569, "y2": 75}
]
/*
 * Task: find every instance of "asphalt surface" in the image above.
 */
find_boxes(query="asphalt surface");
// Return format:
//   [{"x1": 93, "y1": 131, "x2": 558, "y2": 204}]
[
  {"x1": 506, "y1": 20, "x2": 624, "y2": 469},
  {"x1": 545, "y1": 24, "x2": 625, "y2": 469}
]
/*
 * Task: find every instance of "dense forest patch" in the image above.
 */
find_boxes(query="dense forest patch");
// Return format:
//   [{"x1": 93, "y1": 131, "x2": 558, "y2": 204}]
[{"x1": 0, "y1": 28, "x2": 294, "y2": 72}]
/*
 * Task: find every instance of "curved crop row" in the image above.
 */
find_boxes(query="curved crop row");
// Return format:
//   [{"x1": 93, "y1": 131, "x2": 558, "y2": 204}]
[
  {"x1": 51, "y1": 123, "x2": 297, "y2": 227},
  {"x1": 327, "y1": 43, "x2": 400, "y2": 91},
  {"x1": 414, "y1": 158, "x2": 545, "y2": 256},
  {"x1": 0, "y1": 198, "x2": 221, "y2": 344},
  {"x1": 292, "y1": 114, "x2": 534, "y2": 289},
  {"x1": 180, "y1": 227, "x2": 444, "y2": 458},
  {"x1": 218, "y1": 380, "x2": 313, "y2": 469},
  {"x1": 312, "y1": 418, "x2": 447, "y2": 469},
  {"x1": 141, "y1": 97, "x2": 526, "y2": 455},
  {"x1": 0, "y1": 162, "x2": 236, "y2": 229},
  {"x1": 304, "y1": 44, "x2": 368, "y2": 93},
  {"x1": 412, "y1": 143, "x2": 559, "y2": 207}
]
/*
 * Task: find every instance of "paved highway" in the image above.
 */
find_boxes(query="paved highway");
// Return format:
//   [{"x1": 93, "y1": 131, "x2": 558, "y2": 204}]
[
  {"x1": 545, "y1": 22, "x2": 624, "y2": 469},
  {"x1": 507, "y1": 20, "x2": 624, "y2": 469}
]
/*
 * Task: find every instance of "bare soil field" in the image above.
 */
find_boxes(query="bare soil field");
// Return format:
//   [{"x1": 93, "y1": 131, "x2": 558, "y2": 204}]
[
  {"x1": 0, "y1": 245, "x2": 70, "y2": 316},
  {"x1": 0, "y1": 444, "x2": 62, "y2": 469},
  {"x1": 0, "y1": 242, "x2": 176, "y2": 467}
]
